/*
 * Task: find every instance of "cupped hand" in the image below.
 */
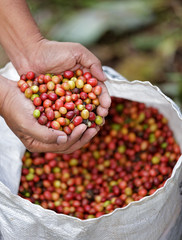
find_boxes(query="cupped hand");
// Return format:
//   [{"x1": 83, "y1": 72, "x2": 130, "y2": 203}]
[
  {"x1": 17, "y1": 40, "x2": 111, "y2": 118},
  {"x1": 1, "y1": 77, "x2": 101, "y2": 153},
  {"x1": 8, "y1": 40, "x2": 111, "y2": 153}
]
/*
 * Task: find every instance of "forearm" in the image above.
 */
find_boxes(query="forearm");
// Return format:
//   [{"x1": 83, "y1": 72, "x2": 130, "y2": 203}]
[
  {"x1": 0, "y1": 76, "x2": 9, "y2": 117},
  {"x1": 0, "y1": 0, "x2": 43, "y2": 73}
]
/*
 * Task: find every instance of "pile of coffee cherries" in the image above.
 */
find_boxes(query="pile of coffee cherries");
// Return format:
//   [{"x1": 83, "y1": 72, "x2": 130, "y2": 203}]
[
  {"x1": 17, "y1": 70, "x2": 103, "y2": 135},
  {"x1": 18, "y1": 97, "x2": 181, "y2": 219}
]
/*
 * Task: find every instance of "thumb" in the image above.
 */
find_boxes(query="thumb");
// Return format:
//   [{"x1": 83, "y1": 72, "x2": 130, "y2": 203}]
[
  {"x1": 90, "y1": 63, "x2": 107, "y2": 82},
  {"x1": 77, "y1": 45, "x2": 106, "y2": 82},
  {"x1": 27, "y1": 121, "x2": 67, "y2": 144}
]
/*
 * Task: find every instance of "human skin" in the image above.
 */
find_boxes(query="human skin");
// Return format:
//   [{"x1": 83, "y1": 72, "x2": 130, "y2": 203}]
[{"x1": 0, "y1": 0, "x2": 111, "y2": 154}]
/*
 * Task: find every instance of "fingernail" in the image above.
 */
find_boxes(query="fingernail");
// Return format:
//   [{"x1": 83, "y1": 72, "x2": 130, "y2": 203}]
[{"x1": 57, "y1": 135, "x2": 67, "y2": 144}]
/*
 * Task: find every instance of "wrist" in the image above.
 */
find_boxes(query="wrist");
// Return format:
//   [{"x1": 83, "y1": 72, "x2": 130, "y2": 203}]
[
  {"x1": 11, "y1": 33, "x2": 45, "y2": 75},
  {"x1": 4, "y1": 30, "x2": 44, "y2": 75},
  {"x1": 0, "y1": 0, "x2": 44, "y2": 75}
]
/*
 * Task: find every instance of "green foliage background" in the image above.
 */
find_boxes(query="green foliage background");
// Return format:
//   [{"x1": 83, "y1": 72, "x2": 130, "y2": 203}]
[{"x1": 1, "y1": 0, "x2": 182, "y2": 106}]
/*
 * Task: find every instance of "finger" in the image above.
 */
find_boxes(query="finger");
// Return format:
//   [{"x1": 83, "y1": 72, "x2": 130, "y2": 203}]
[
  {"x1": 98, "y1": 82, "x2": 111, "y2": 109},
  {"x1": 76, "y1": 45, "x2": 106, "y2": 82},
  {"x1": 90, "y1": 63, "x2": 106, "y2": 82},
  {"x1": 23, "y1": 138, "x2": 63, "y2": 153},
  {"x1": 81, "y1": 69, "x2": 110, "y2": 117},
  {"x1": 57, "y1": 124, "x2": 87, "y2": 145},
  {"x1": 96, "y1": 106, "x2": 108, "y2": 117},
  {"x1": 27, "y1": 121, "x2": 67, "y2": 144},
  {"x1": 24, "y1": 125, "x2": 95, "y2": 153},
  {"x1": 100, "y1": 118, "x2": 105, "y2": 127},
  {"x1": 64, "y1": 127, "x2": 99, "y2": 154}
]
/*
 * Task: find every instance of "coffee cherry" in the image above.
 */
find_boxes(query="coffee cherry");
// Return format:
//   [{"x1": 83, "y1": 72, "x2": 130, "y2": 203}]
[
  {"x1": 47, "y1": 81, "x2": 55, "y2": 91},
  {"x1": 75, "y1": 69, "x2": 83, "y2": 77},
  {"x1": 89, "y1": 112, "x2": 96, "y2": 121},
  {"x1": 94, "y1": 86, "x2": 102, "y2": 96},
  {"x1": 31, "y1": 85, "x2": 39, "y2": 93},
  {"x1": 31, "y1": 94, "x2": 39, "y2": 101},
  {"x1": 55, "y1": 87, "x2": 65, "y2": 97},
  {"x1": 54, "y1": 99, "x2": 63, "y2": 110},
  {"x1": 83, "y1": 84, "x2": 92, "y2": 93},
  {"x1": 59, "y1": 107, "x2": 67, "y2": 115},
  {"x1": 88, "y1": 92, "x2": 96, "y2": 100},
  {"x1": 48, "y1": 93, "x2": 58, "y2": 101},
  {"x1": 75, "y1": 99, "x2": 83, "y2": 106},
  {"x1": 80, "y1": 92, "x2": 88, "y2": 100},
  {"x1": 33, "y1": 109, "x2": 41, "y2": 118},
  {"x1": 81, "y1": 109, "x2": 89, "y2": 119},
  {"x1": 92, "y1": 98, "x2": 100, "y2": 106},
  {"x1": 33, "y1": 97, "x2": 42, "y2": 106},
  {"x1": 65, "y1": 96, "x2": 72, "y2": 102},
  {"x1": 46, "y1": 109, "x2": 55, "y2": 121},
  {"x1": 95, "y1": 116, "x2": 103, "y2": 125},
  {"x1": 27, "y1": 80, "x2": 33, "y2": 87},
  {"x1": 64, "y1": 102, "x2": 75, "y2": 111},
  {"x1": 77, "y1": 104, "x2": 84, "y2": 111},
  {"x1": 63, "y1": 126, "x2": 72, "y2": 135},
  {"x1": 44, "y1": 74, "x2": 52, "y2": 83},
  {"x1": 62, "y1": 82, "x2": 70, "y2": 91},
  {"x1": 51, "y1": 120, "x2": 60, "y2": 130},
  {"x1": 25, "y1": 88, "x2": 33, "y2": 98},
  {"x1": 38, "y1": 115, "x2": 48, "y2": 125},
  {"x1": 68, "y1": 81, "x2": 75, "y2": 90},
  {"x1": 83, "y1": 72, "x2": 92, "y2": 79},
  {"x1": 76, "y1": 79, "x2": 84, "y2": 89},
  {"x1": 66, "y1": 111, "x2": 75, "y2": 120},
  {"x1": 20, "y1": 74, "x2": 27, "y2": 81},
  {"x1": 17, "y1": 79, "x2": 26, "y2": 88},
  {"x1": 26, "y1": 71, "x2": 35, "y2": 80},
  {"x1": 18, "y1": 69, "x2": 102, "y2": 135},
  {"x1": 52, "y1": 76, "x2": 61, "y2": 84},
  {"x1": 39, "y1": 84, "x2": 48, "y2": 93},
  {"x1": 38, "y1": 75, "x2": 44, "y2": 84},
  {"x1": 85, "y1": 104, "x2": 93, "y2": 111},
  {"x1": 57, "y1": 117, "x2": 66, "y2": 126},
  {"x1": 69, "y1": 123, "x2": 75, "y2": 131},
  {"x1": 87, "y1": 78, "x2": 98, "y2": 87},
  {"x1": 54, "y1": 111, "x2": 61, "y2": 119},
  {"x1": 40, "y1": 93, "x2": 48, "y2": 101},
  {"x1": 20, "y1": 83, "x2": 29, "y2": 92},
  {"x1": 64, "y1": 70, "x2": 74, "y2": 79},
  {"x1": 36, "y1": 106, "x2": 44, "y2": 113},
  {"x1": 73, "y1": 116, "x2": 83, "y2": 126}
]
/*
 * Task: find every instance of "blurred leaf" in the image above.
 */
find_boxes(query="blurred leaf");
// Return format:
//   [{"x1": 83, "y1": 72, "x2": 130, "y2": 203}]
[
  {"x1": 159, "y1": 83, "x2": 178, "y2": 96},
  {"x1": 166, "y1": 72, "x2": 182, "y2": 82},
  {"x1": 160, "y1": 73, "x2": 182, "y2": 103},
  {"x1": 157, "y1": 38, "x2": 177, "y2": 59},
  {"x1": 156, "y1": 31, "x2": 182, "y2": 58},
  {"x1": 131, "y1": 35, "x2": 163, "y2": 51},
  {"x1": 131, "y1": 27, "x2": 182, "y2": 51},
  {"x1": 48, "y1": 1, "x2": 155, "y2": 45},
  {"x1": 115, "y1": 54, "x2": 162, "y2": 82}
]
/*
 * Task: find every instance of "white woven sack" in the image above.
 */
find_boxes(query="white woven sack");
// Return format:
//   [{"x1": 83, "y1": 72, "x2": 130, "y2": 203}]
[{"x1": 0, "y1": 63, "x2": 182, "y2": 240}]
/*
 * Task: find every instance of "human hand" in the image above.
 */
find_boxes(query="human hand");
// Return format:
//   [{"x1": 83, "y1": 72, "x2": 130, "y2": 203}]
[
  {"x1": 0, "y1": 0, "x2": 111, "y2": 153},
  {"x1": 9, "y1": 40, "x2": 111, "y2": 153},
  {"x1": 16, "y1": 40, "x2": 111, "y2": 118},
  {"x1": 1, "y1": 76, "x2": 104, "y2": 154}
]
